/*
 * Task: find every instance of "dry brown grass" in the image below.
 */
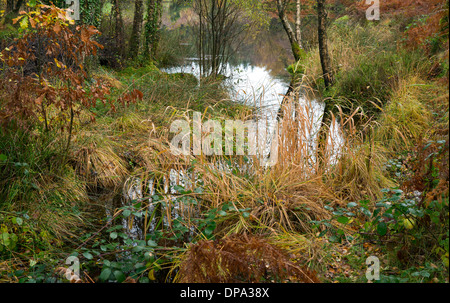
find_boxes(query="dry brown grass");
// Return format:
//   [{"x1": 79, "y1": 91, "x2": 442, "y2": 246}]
[
  {"x1": 71, "y1": 132, "x2": 129, "y2": 189},
  {"x1": 174, "y1": 233, "x2": 320, "y2": 283},
  {"x1": 111, "y1": 83, "x2": 399, "y2": 238}
]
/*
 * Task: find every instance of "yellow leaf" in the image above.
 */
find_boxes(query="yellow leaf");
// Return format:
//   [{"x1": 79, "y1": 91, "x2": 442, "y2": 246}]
[
  {"x1": 148, "y1": 269, "x2": 156, "y2": 281},
  {"x1": 442, "y1": 253, "x2": 449, "y2": 268},
  {"x1": 54, "y1": 58, "x2": 61, "y2": 68}
]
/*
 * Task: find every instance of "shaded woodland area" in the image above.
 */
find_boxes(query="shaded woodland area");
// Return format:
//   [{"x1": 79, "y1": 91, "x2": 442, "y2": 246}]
[{"x1": 0, "y1": 0, "x2": 448, "y2": 285}]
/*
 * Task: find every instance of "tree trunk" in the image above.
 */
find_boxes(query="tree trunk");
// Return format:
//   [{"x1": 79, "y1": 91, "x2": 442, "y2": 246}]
[
  {"x1": 112, "y1": 0, "x2": 125, "y2": 60},
  {"x1": 6, "y1": 0, "x2": 14, "y2": 13},
  {"x1": 316, "y1": 0, "x2": 334, "y2": 171},
  {"x1": 296, "y1": 0, "x2": 302, "y2": 48},
  {"x1": 276, "y1": 0, "x2": 301, "y2": 62},
  {"x1": 13, "y1": 0, "x2": 24, "y2": 13},
  {"x1": 317, "y1": 0, "x2": 333, "y2": 88},
  {"x1": 2, "y1": 0, "x2": 24, "y2": 24},
  {"x1": 144, "y1": 0, "x2": 163, "y2": 60},
  {"x1": 129, "y1": 0, "x2": 144, "y2": 60}
]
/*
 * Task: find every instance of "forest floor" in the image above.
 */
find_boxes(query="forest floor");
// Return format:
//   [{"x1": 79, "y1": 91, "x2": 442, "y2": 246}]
[{"x1": 0, "y1": 9, "x2": 449, "y2": 284}]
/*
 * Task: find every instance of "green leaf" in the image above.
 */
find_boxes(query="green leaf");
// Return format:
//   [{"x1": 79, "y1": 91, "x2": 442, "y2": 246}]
[
  {"x1": 204, "y1": 223, "x2": 216, "y2": 236},
  {"x1": 332, "y1": 210, "x2": 344, "y2": 216},
  {"x1": 106, "y1": 225, "x2": 122, "y2": 232},
  {"x1": 377, "y1": 222, "x2": 388, "y2": 236},
  {"x1": 173, "y1": 185, "x2": 184, "y2": 192},
  {"x1": 0, "y1": 154, "x2": 7, "y2": 162},
  {"x1": 360, "y1": 207, "x2": 372, "y2": 217},
  {"x1": 324, "y1": 205, "x2": 334, "y2": 211},
  {"x1": 194, "y1": 187, "x2": 204, "y2": 194},
  {"x1": 347, "y1": 202, "x2": 357, "y2": 208},
  {"x1": 375, "y1": 202, "x2": 386, "y2": 208},
  {"x1": 222, "y1": 203, "x2": 231, "y2": 211},
  {"x1": 147, "y1": 240, "x2": 157, "y2": 247},
  {"x1": 329, "y1": 235, "x2": 339, "y2": 243},
  {"x1": 83, "y1": 252, "x2": 93, "y2": 260},
  {"x1": 19, "y1": 17, "x2": 28, "y2": 30},
  {"x1": 113, "y1": 270, "x2": 126, "y2": 283},
  {"x1": 0, "y1": 232, "x2": 10, "y2": 246},
  {"x1": 122, "y1": 209, "x2": 131, "y2": 217},
  {"x1": 218, "y1": 210, "x2": 227, "y2": 216},
  {"x1": 99, "y1": 268, "x2": 112, "y2": 281},
  {"x1": 110, "y1": 232, "x2": 118, "y2": 239},
  {"x1": 336, "y1": 216, "x2": 350, "y2": 224}
]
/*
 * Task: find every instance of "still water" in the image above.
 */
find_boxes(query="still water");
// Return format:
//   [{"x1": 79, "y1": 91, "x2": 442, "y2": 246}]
[
  {"x1": 161, "y1": 59, "x2": 333, "y2": 163},
  {"x1": 107, "y1": 59, "x2": 343, "y2": 240}
]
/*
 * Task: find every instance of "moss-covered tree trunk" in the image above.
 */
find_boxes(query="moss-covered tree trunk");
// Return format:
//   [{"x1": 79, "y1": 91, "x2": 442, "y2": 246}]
[
  {"x1": 112, "y1": 0, "x2": 125, "y2": 60},
  {"x1": 144, "y1": 0, "x2": 163, "y2": 61},
  {"x1": 129, "y1": 0, "x2": 144, "y2": 60}
]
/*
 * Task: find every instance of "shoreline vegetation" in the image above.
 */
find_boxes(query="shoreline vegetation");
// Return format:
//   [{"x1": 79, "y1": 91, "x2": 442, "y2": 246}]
[{"x1": 0, "y1": 1, "x2": 448, "y2": 284}]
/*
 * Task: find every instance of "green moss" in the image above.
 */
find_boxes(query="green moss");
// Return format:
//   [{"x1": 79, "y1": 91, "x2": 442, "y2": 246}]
[
  {"x1": 119, "y1": 61, "x2": 161, "y2": 78},
  {"x1": 166, "y1": 72, "x2": 199, "y2": 86},
  {"x1": 291, "y1": 42, "x2": 306, "y2": 62}
]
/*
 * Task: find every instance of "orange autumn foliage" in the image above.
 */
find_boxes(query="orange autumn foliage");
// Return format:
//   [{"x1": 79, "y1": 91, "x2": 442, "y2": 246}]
[
  {"x1": 0, "y1": 4, "x2": 143, "y2": 131},
  {"x1": 355, "y1": 0, "x2": 449, "y2": 53},
  {"x1": 177, "y1": 233, "x2": 320, "y2": 283}
]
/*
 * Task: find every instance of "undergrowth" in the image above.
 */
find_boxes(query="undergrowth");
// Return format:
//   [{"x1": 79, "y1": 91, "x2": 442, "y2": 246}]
[{"x1": 0, "y1": 4, "x2": 448, "y2": 284}]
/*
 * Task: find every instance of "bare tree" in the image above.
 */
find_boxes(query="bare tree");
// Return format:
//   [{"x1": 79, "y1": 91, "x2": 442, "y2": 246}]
[{"x1": 193, "y1": 0, "x2": 247, "y2": 79}]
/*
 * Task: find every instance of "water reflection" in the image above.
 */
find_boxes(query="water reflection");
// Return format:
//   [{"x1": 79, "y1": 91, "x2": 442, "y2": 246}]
[{"x1": 111, "y1": 60, "x2": 344, "y2": 240}]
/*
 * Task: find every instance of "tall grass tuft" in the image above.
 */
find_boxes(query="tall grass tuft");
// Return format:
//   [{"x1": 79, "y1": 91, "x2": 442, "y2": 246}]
[
  {"x1": 0, "y1": 126, "x2": 89, "y2": 242},
  {"x1": 300, "y1": 19, "x2": 433, "y2": 120},
  {"x1": 375, "y1": 77, "x2": 433, "y2": 153}
]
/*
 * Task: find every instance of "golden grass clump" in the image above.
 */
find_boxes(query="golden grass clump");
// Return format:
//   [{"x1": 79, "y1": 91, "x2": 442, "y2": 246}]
[
  {"x1": 267, "y1": 230, "x2": 326, "y2": 266},
  {"x1": 72, "y1": 133, "x2": 129, "y2": 188},
  {"x1": 92, "y1": 68, "x2": 123, "y2": 90},
  {"x1": 322, "y1": 112, "x2": 397, "y2": 202},
  {"x1": 374, "y1": 77, "x2": 433, "y2": 152}
]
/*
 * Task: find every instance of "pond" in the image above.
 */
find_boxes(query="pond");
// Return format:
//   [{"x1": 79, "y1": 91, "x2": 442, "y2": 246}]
[
  {"x1": 161, "y1": 59, "x2": 337, "y2": 164},
  {"x1": 105, "y1": 58, "x2": 344, "y2": 241}
]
